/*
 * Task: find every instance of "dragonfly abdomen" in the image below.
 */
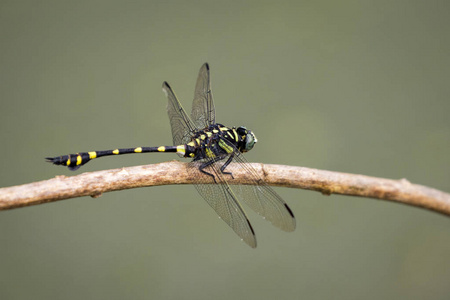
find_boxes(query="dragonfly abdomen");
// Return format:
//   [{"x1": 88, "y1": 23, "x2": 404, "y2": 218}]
[{"x1": 46, "y1": 145, "x2": 194, "y2": 171}]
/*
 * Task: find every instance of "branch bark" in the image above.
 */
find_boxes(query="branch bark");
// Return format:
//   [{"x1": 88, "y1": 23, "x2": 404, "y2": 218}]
[{"x1": 0, "y1": 161, "x2": 449, "y2": 216}]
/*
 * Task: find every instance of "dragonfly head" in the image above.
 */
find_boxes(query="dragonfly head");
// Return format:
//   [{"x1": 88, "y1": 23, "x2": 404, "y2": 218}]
[{"x1": 237, "y1": 126, "x2": 258, "y2": 152}]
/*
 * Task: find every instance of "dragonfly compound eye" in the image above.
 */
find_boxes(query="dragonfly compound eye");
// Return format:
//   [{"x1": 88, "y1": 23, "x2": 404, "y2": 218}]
[{"x1": 244, "y1": 130, "x2": 257, "y2": 151}]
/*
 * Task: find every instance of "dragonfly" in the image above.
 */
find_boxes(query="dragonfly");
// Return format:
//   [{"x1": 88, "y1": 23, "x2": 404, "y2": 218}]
[{"x1": 46, "y1": 63, "x2": 296, "y2": 247}]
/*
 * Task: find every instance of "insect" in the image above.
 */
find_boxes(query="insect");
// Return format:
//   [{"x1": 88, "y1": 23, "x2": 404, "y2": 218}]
[{"x1": 46, "y1": 63, "x2": 296, "y2": 247}]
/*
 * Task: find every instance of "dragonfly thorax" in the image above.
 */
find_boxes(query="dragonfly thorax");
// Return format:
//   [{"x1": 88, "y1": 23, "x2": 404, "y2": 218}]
[{"x1": 188, "y1": 124, "x2": 258, "y2": 159}]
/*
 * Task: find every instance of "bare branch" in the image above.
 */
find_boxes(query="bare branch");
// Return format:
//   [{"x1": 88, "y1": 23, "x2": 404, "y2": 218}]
[{"x1": 0, "y1": 161, "x2": 449, "y2": 216}]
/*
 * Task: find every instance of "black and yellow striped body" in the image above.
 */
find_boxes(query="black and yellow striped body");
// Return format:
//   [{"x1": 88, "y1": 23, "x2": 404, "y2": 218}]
[
  {"x1": 47, "y1": 145, "x2": 192, "y2": 171},
  {"x1": 187, "y1": 124, "x2": 256, "y2": 160},
  {"x1": 46, "y1": 124, "x2": 256, "y2": 171}
]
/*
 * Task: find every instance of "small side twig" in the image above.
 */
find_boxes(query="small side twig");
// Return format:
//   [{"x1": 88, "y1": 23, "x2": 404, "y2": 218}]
[{"x1": 0, "y1": 161, "x2": 449, "y2": 216}]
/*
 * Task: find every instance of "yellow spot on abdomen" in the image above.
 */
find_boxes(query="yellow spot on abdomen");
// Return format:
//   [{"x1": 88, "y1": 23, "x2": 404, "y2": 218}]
[
  {"x1": 66, "y1": 157, "x2": 71, "y2": 166},
  {"x1": 158, "y1": 146, "x2": 165, "y2": 152},
  {"x1": 76, "y1": 155, "x2": 82, "y2": 165},
  {"x1": 88, "y1": 152, "x2": 97, "y2": 159},
  {"x1": 176, "y1": 145, "x2": 186, "y2": 155},
  {"x1": 134, "y1": 147, "x2": 142, "y2": 153},
  {"x1": 113, "y1": 149, "x2": 119, "y2": 155}
]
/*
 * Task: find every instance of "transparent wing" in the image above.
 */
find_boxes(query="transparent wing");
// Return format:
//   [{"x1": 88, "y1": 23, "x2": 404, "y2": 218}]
[
  {"x1": 162, "y1": 82, "x2": 198, "y2": 146},
  {"x1": 217, "y1": 138, "x2": 296, "y2": 232},
  {"x1": 226, "y1": 152, "x2": 296, "y2": 232},
  {"x1": 188, "y1": 158, "x2": 257, "y2": 248},
  {"x1": 191, "y1": 63, "x2": 215, "y2": 129}
]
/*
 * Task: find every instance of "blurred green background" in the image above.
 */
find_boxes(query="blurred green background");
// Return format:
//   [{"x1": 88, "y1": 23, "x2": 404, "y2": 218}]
[{"x1": 1, "y1": 0, "x2": 449, "y2": 299}]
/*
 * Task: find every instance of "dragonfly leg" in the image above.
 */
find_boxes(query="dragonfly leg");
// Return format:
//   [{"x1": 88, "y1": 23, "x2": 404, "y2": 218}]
[
  {"x1": 199, "y1": 156, "x2": 226, "y2": 183},
  {"x1": 220, "y1": 153, "x2": 235, "y2": 179}
]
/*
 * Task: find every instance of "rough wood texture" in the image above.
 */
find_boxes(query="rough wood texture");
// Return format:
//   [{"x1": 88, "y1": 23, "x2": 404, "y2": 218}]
[{"x1": 0, "y1": 161, "x2": 449, "y2": 216}]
